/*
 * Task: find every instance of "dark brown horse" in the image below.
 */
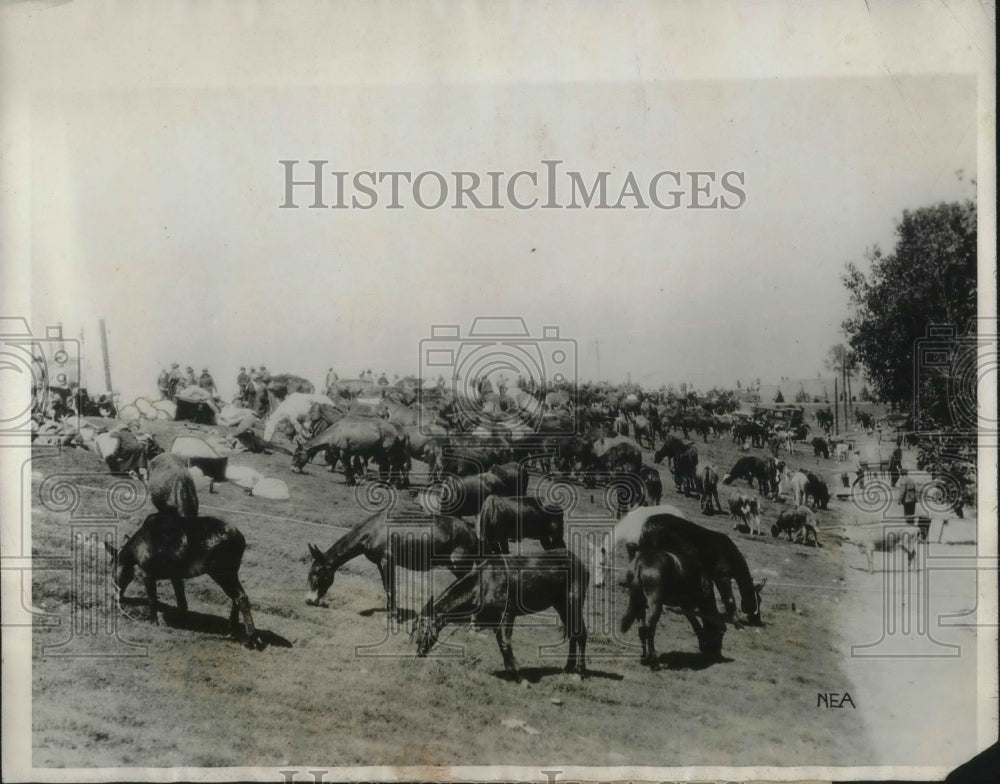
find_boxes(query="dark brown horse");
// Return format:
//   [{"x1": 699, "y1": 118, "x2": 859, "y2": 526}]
[
  {"x1": 414, "y1": 550, "x2": 588, "y2": 679},
  {"x1": 305, "y1": 512, "x2": 479, "y2": 618},
  {"x1": 636, "y1": 513, "x2": 765, "y2": 625},
  {"x1": 104, "y1": 512, "x2": 263, "y2": 649},
  {"x1": 477, "y1": 495, "x2": 567, "y2": 554},
  {"x1": 621, "y1": 547, "x2": 725, "y2": 667}
]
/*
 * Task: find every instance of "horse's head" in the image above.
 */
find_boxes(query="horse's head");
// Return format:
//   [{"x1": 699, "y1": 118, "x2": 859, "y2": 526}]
[
  {"x1": 103, "y1": 540, "x2": 135, "y2": 598},
  {"x1": 742, "y1": 577, "x2": 766, "y2": 626},
  {"x1": 305, "y1": 543, "x2": 335, "y2": 605},
  {"x1": 413, "y1": 614, "x2": 441, "y2": 656}
]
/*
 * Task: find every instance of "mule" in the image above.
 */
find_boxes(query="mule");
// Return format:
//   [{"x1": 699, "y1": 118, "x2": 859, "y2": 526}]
[
  {"x1": 104, "y1": 512, "x2": 262, "y2": 649},
  {"x1": 305, "y1": 511, "x2": 479, "y2": 618},
  {"x1": 414, "y1": 550, "x2": 588, "y2": 679}
]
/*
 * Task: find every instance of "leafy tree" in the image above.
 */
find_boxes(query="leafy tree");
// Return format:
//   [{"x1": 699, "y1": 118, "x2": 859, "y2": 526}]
[
  {"x1": 842, "y1": 200, "x2": 976, "y2": 419},
  {"x1": 842, "y1": 199, "x2": 977, "y2": 510}
]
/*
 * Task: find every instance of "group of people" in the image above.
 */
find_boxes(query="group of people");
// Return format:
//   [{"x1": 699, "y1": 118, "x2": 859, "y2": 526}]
[
  {"x1": 158, "y1": 363, "x2": 218, "y2": 401},
  {"x1": 236, "y1": 366, "x2": 272, "y2": 415}
]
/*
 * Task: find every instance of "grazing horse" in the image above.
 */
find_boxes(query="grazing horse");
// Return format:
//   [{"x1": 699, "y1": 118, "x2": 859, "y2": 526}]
[
  {"x1": 413, "y1": 467, "x2": 520, "y2": 518},
  {"x1": 104, "y1": 512, "x2": 263, "y2": 649},
  {"x1": 636, "y1": 513, "x2": 766, "y2": 626},
  {"x1": 653, "y1": 437, "x2": 698, "y2": 494},
  {"x1": 292, "y1": 417, "x2": 409, "y2": 486},
  {"x1": 620, "y1": 548, "x2": 726, "y2": 667},
  {"x1": 147, "y1": 453, "x2": 199, "y2": 518},
  {"x1": 653, "y1": 435, "x2": 690, "y2": 471},
  {"x1": 305, "y1": 512, "x2": 479, "y2": 618},
  {"x1": 414, "y1": 550, "x2": 588, "y2": 679},
  {"x1": 477, "y1": 495, "x2": 567, "y2": 554},
  {"x1": 722, "y1": 456, "x2": 782, "y2": 498}
]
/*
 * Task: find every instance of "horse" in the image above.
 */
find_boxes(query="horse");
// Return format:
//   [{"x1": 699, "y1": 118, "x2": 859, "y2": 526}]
[
  {"x1": 693, "y1": 464, "x2": 723, "y2": 515},
  {"x1": 620, "y1": 548, "x2": 726, "y2": 667},
  {"x1": 635, "y1": 513, "x2": 766, "y2": 625},
  {"x1": 653, "y1": 437, "x2": 698, "y2": 494},
  {"x1": 305, "y1": 511, "x2": 479, "y2": 618},
  {"x1": 104, "y1": 512, "x2": 263, "y2": 649},
  {"x1": 147, "y1": 453, "x2": 199, "y2": 518},
  {"x1": 477, "y1": 495, "x2": 567, "y2": 554},
  {"x1": 413, "y1": 550, "x2": 588, "y2": 680},
  {"x1": 722, "y1": 455, "x2": 782, "y2": 498}
]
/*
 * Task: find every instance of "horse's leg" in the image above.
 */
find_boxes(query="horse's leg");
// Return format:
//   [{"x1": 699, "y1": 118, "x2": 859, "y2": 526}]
[
  {"x1": 209, "y1": 571, "x2": 260, "y2": 648},
  {"x1": 644, "y1": 603, "x2": 663, "y2": 669},
  {"x1": 715, "y1": 578, "x2": 737, "y2": 618},
  {"x1": 170, "y1": 578, "x2": 188, "y2": 612},
  {"x1": 144, "y1": 576, "x2": 159, "y2": 623},
  {"x1": 496, "y1": 613, "x2": 518, "y2": 675}
]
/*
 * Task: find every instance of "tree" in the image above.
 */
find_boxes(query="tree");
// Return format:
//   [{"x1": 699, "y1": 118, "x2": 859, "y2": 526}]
[
  {"x1": 842, "y1": 200, "x2": 976, "y2": 418},
  {"x1": 842, "y1": 199, "x2": 977, "y2": 511}
]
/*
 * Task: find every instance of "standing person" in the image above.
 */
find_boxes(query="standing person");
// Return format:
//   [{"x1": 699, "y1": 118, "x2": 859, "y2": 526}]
[
  {"x1": 888, "y1": 443, "x2": 903, "y2": 487},
  {"x1": 325, "y1": 367, "x2": 338, "y2": 391},
  {"x1": 246, "y1": 368, "x2": 258, "y2": 406},
  {"x1": 157, "y1": 367, "x2": 170, "y2": 400},
  {"x1": 253, "y1": 371, "x2": 270, "y2": 416},
  {"x1": 198, "y1": 368, "x2": 217, "y2": 395},
  {"x1": 184, "y1": 366, "x2": 197, "y2": 388},
  {"x1": 236, "y1": 366, "x2": 249, "y2": 402},
  {"x1": 898, "y1": 468, "x2": 918, "y2": 528},
  {"x1": 167, "y1": 362, "x2": 183, "y2": 400}
]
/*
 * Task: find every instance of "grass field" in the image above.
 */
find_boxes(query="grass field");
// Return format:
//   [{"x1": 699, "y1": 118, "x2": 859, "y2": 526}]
[{"x1": 29, "y1": 417, "x2": 976, "y2": 770}]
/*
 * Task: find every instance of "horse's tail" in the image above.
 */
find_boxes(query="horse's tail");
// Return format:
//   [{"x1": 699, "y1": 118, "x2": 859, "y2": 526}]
[{"x1": 620, "y1": 563, "x2": 644, "y2": 634}]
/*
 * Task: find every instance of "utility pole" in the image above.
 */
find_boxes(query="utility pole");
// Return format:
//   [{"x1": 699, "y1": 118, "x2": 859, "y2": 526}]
[
  {"x1": 99, "y1": 318, "x2": 113, "y2": 394},
  {"x1": 834, "y1": 377, "x2": 839, "y2": 435}
]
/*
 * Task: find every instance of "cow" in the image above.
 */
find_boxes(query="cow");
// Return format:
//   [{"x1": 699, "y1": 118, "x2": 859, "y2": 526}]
[
  {"x1": 728, "y1": 492, "x2": 763, "y2": 535},
  {"x1": 694, "y1": 464, "x2": 723, "y2": 515},
  {"x1": 771, "y1": 505, "x2": 820, "y2": 546},
  {"x1": 477, "y1": 495, "x2": 567, "y2": 554},
  {"x1": 722, "y1": 456, "x2": 782, "y2": 498}
]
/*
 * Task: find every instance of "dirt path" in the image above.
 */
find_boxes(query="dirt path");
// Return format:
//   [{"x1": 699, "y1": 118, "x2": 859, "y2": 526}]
[{"x1": 836, "y1": 530, "x2": 979, "y2": 769}]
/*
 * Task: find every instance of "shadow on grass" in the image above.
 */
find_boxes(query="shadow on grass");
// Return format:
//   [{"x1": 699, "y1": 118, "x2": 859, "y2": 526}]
[
  {"x1": 358, "y1": 606, "x2": 417, "y2": 622},
  {"x1": 491, "y1": 666, "x2": 624, "y2": 683},
  {"x1": 120, "y1": 598, "x2": 293, "y2": 649},
  {"x1": 653, "y1": 651, "x2": 733, "y2": 670}
]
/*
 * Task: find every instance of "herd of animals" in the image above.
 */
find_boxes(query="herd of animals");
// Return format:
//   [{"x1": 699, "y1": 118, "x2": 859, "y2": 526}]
[{"x1": 98, "y1": 380, "x2": 911, "y2": 679}]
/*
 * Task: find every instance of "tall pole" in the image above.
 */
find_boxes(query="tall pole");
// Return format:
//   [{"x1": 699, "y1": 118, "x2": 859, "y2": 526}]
[
  {"x1": 834, "y1": 377, "x2": 839, "y2": 435},
  {"x1": 99, "y1": 319, "x2": 113, "y2": 394}
]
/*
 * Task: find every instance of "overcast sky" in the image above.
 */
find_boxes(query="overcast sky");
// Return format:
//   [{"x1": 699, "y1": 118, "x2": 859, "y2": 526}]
[{"x1": 11, "y1": 5, "x2": 986, "y2": 403}]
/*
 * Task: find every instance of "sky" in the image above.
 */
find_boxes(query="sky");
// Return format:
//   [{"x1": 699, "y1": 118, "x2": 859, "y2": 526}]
[{"x1": 10, "y1": 5, "x2": 987, "y2": 404}]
